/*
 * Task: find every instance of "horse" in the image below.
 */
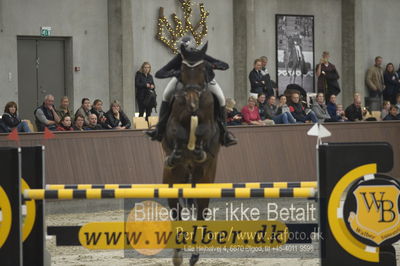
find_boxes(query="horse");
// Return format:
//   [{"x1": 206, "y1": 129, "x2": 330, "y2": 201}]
[
  {"x1": 285, "y1": 38, "x2": 308, "y2": 86},
  {"x1": 161, "y1": 42, "x2": 220, "y2": 266}
]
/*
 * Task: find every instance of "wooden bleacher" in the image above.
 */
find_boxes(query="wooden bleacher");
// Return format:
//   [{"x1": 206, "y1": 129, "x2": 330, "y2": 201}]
[{"x1": 0, "y1": 121, "x2": 399, "y2": 185}]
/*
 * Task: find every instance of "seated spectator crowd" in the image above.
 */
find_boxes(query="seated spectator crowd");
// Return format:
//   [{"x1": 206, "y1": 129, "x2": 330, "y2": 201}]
[
  {"x1": 225, "y1": 89, "x2": 400, "y2": 126},
  {"x1": 0, "y1": 95, "x2": 131, "y2": 133},
  {"x1": 2, "y1": 90, "x2": 398, "y2": 134}
]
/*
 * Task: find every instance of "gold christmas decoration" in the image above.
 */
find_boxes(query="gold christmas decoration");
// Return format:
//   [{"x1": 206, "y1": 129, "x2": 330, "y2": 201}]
[{"x1": 156, "y1": 0, "x2": 209, "y2": 54}]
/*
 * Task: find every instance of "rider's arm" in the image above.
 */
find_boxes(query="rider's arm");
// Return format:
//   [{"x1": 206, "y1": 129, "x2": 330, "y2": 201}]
[
  {"x1": 155, "y1": 55, "x2": 182, "y2": 79},
  {"x1": 204, "y1": 55, "x2": 229, "y2": 70}
]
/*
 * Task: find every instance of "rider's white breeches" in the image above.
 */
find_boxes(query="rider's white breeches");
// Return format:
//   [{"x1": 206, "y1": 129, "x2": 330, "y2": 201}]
[{"x1": 162, "y1": 77, "x2": 226, "y2": 107}]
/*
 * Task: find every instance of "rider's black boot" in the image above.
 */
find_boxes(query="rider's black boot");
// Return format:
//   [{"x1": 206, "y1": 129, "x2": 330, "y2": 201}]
[
  {"x1": 145, "y1": 101, "x2": 170, "y2": 142},
  {"x1": 218, "y1": 106, "x2": 237, "y2": 147}
]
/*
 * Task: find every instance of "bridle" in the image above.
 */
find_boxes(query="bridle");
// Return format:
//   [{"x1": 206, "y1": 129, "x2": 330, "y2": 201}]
[{"x1": 181, "y1": 59, "x2": 207, "y2": 97}]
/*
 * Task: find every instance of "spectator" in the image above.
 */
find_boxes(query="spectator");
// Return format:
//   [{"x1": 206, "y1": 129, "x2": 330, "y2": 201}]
[
  {"x1": 277, "y1": 95, "x2": 290, "y2": 114},
  {"x1": 383, "y1": 105, "x2": 400, "y2": 121},
  {"x1": 249, "y1": 59, "x2": 265, "y2": 97},
  {"x1": 396, "y1": 93, "x2": 400, "y2": 110},
  {"x1": 2, "y1": 101, "x2": 30, "y2": 132},
  {"x1": 383, "y1": 63, "x2": 400, "y2": 104},
  {"x1": 312, "y1": 93, "x2": 332, "y2": 123},
  {"x1": 288, "y1": 92, "x2": 318, "y2": 123},
  {"x1": 241, "y1": 96, "x2": 274, "y2": 126},
  {"x1": 75, "y1": 98, "x2": 91, "y2": 126},
  {"x1": 277, "y1": 95, "x2": 297, "y2": 122},
  {"x1": 264, "y1": 95, "x2": 295, "y2": 124},
  {"x1": 34, "y1": 94, "x2": 61, "y2": 131},
  {"x1": 336, "y1": 104, "x2": 347, "y2": 121},
  {"x1": 353, "y1": 92, "x2": 362, "y2": 101},
  {"x1": 381, "y1": 101, "x2": 391, "y2": 120},
  {"x1": 73, "y1": 114, "x2": 85, "y2": 131},
  {"x1": 326, "y1": 94, "x2": 342, "y2": 122},
  {"x1": 105, "y1": 100, "x2": 131, "y2": 129},
  {"x1": 345, "y1": 98, "x2": 367, "y2": 121},
  {"x1": 84, "y1": 114, "x2": 103, "y2": 130},
  {"x1": 91, "y1": 99, "x2": 108, "y2": 128},
  {"x1": 316, "y1": 51, "x2": 340, "y2": 98},
  {"x1": 366, "y1": 56, "x2": 384, "y2": 98},
  {"x1": 225, "y1": 98, "x2": 242, "y2": 126},
  {"x1": 260, "y1": 56, "x2": 276, "y2": 97},
  {"x1": 135, "y1": 62, "x2": 156, "y2": 120},
  {"x1": 57, "y1": 96, "x2": 73, "y2": 121},
  {"x1": 256, "y1": 93, "x2": 275, "y2": 124},
  {"x1": 56, "y1": 115, "x2": 74, "y2": 131},
  {"x1": 257, "y1": 93, "x2": 268, "y2": 120}
]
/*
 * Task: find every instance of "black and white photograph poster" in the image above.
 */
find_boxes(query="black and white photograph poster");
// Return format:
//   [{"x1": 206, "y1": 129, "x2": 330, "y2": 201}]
[{"x1": 276, "y1": 15, "x2": 314, "y2": 94}]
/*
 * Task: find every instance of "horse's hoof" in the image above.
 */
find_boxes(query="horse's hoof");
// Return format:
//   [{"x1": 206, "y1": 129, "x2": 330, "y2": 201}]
[
  {"x1": 189, "y1": 253, "x2": 200, "y2": 266},
  {"x1": 173, "y1": 249, "x2": 183, "y2": 266},
  {"x1": 193, "y1": 150, "x2": 207, "y2": 163},
  {"x1": 165, "y1": 156, "x2": 174, "y2": 168}
]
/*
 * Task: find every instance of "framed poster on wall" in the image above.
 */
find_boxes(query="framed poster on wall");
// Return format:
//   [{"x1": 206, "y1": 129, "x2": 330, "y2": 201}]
[{"x1": 276, "y1": 14, "x2": 314, "y2": 95}]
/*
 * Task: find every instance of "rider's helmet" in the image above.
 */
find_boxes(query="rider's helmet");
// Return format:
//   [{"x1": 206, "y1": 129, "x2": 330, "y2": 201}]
[{"x1": 179, "y1": 35, "x2": 197, "y2": 53}]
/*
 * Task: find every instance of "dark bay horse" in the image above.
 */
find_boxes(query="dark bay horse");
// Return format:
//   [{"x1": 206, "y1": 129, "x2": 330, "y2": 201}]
[{"x1": 162, "y1": 43, "x2": 220, "y2": 266}]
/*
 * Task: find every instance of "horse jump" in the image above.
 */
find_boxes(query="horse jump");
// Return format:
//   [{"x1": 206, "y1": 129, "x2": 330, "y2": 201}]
[
  {"x1": 45, "y1": 181, "x2": 317, "y2": 190},
  {"x1": 23, "y1": 187, "x2": 317, "y2": 200}
]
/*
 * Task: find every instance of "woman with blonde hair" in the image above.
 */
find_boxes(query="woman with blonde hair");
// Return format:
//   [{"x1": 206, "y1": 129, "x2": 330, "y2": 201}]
[
  {"x1": 105, "y1": 100, "x2": 131, "y2": 129},
  {"x1": 135, "y1": 62, "x2": 156, "y2": 120},
  {"x1": 241, "y1": 96, "x2": 274, "y2": 126},
  {"x1": 225, "y1": 98, "x2": 242, "y2": 126}
]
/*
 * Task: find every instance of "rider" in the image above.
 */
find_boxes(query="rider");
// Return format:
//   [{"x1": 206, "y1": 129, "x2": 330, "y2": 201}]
[{"x1": 146, "y1": 36, "x2": 237, "y2": 147}]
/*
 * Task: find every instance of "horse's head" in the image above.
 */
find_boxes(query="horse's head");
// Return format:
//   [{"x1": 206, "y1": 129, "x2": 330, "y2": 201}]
[{"x1": 180, "y1": 42, "x2": 208, "y2": 114}]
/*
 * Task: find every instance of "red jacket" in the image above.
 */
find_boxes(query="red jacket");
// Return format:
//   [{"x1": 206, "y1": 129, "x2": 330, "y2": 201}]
[
  {"x1": 56, "y1": 125, "x2": 74, "y2": 131},
  {"x1": 241, "y1": 105, "x2": 261, "y2": 124}
]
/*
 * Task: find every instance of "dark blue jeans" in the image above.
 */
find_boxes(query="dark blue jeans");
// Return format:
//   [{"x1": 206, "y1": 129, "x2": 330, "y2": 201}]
[{"x1": 272, "y1": 113, "x2": 296, "y2": 124}]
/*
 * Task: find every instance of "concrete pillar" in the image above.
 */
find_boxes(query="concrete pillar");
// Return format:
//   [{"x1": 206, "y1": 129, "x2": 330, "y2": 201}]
[
  {"x1": 108, "y1": 0, "x2": 123, "y2": 103},
  {"x1": 108, "y1": 0, "x2": 134, "y2": 119},
  {"x1": 121, "y1": 0, "x2": 134, "y2": 118},
  {"x1": 232, "y1": 0, "x2": 250, "y2": 108},
  {"x1": 353, "y1": 0, "x2": 366, "y2": 103},
  {"x1": 341, "y1": 0, "x2": 355, "y2": 107},
  {"x1": 0, "y1": 0, "x2": 3, "y2": 32}
]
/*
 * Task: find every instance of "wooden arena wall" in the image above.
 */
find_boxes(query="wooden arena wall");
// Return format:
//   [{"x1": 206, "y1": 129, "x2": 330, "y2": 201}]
[{"x1": 0, "y1": 122, "x2": 398, "y2": 184}]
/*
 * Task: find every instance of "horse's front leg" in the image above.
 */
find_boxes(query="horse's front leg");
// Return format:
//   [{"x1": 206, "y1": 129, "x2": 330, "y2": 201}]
[
  {"x1": 166, "y1": 142, "x2": 184, "y2": 168},
  {"x1": 193, "y1": 124, "x2": 207, "y2": 163}
]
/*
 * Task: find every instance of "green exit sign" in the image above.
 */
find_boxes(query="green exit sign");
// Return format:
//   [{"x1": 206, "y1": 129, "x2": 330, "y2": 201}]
[{"x1": 40, "y1": 26, "x2": 52, "y2": 37}]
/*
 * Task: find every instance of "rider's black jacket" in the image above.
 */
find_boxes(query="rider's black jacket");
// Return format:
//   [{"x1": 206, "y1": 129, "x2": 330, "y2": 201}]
[{"x1": 155, "y1": 54, "x2": 229, "y2": 83}]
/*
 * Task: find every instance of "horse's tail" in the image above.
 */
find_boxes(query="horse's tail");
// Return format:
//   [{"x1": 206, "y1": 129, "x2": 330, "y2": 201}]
[{"x1": 187, "y1": 115, "x2": 198, "y2": 151}]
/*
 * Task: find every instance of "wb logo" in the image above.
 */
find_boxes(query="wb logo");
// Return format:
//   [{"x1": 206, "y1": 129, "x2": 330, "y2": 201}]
[
  {"x1": 348, "y1": 185, "x2": 400, "y2": 245},
  {"x1": 360, "y1": 191, "x2": 396, "y2": 222}
]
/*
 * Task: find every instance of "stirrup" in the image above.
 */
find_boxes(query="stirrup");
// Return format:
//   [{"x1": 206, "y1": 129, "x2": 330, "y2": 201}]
[{"x1": 145, "y1": 128, "x2": 163, "y2": 141}]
